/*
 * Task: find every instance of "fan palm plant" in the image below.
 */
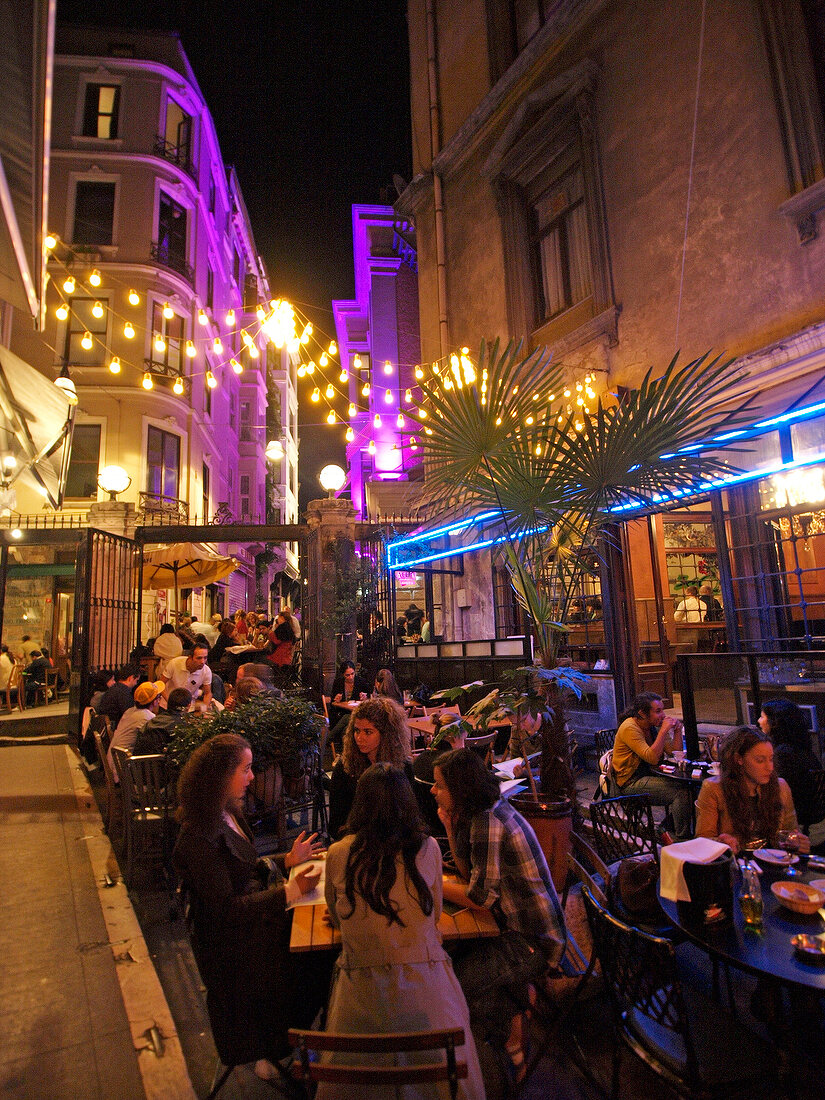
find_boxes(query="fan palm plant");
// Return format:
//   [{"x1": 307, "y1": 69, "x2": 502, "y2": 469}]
[{"x1": 416, "y1": 339, "x2": 749, "y2": 801}]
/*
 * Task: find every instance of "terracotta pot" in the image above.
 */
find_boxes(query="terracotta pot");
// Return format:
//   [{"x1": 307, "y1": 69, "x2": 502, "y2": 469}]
[{"x1": 510, "y1": 792, "x2": 572, "y2": 892}]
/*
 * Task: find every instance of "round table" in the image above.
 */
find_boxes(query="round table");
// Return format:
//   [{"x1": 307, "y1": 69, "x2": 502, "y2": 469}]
[{"x1": 660, "y1": 861, "x2": 825, "y2": 990}]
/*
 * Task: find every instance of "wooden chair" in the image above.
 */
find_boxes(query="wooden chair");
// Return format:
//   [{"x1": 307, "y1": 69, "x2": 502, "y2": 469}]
[
  {"x1": 32, "y1": 667, "x2": 60, "y2": 706},
  {"x1": 4, "y1": 662, "x2": 25, "y2": 712},
  {"x1": 94, "y1": 727, "x2": 120, "y2": 835},
  {"x1": 287, "y1": 1027, "x2": 469, "y2": 1099},
  {"x1": 111, "y1": 747, "x2": 172, "y2": 886},
  {"x1": 581, "y1": 885, "x2": 778, "y2": 1099}
]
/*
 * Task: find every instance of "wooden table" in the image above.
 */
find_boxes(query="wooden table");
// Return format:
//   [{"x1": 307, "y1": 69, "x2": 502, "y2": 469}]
[{"x1": 290, "y1": 892, "x2": 500, "y2": 952}]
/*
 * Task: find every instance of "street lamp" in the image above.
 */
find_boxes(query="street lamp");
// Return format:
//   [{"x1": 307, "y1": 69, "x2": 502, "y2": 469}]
[
  {"x1": 97, "y1": 465, "x2": 131, "y2": 500},
  {"x1": 319, "y1": 464, "x2": 346, "y2": 498},
  {"x1": 265, "y1": 439, "x2": 284, "y2": 461}
]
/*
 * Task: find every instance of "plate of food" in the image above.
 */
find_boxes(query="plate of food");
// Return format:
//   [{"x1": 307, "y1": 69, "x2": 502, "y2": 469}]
[{"x1": 753, "y1": 848, "x2": 799, "y2": 866}]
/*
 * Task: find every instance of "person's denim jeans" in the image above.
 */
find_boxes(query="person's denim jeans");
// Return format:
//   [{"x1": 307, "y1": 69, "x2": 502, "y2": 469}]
[{"x1": 609, "y1": 769, "x2": 693, "y2": 840}]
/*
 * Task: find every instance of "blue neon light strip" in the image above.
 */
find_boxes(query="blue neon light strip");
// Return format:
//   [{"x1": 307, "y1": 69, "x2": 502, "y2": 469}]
[{"x1": 389, "y1": 509, "x2": 500, "y2": 549}]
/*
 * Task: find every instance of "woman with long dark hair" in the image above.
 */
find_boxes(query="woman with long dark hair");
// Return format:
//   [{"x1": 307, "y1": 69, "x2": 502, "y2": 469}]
[
  {"x1": 172, "y1": 733, "x2": 330, "y2": 1083},
  {"x1": 327, "y1": 697, "x2": 413, "y2": 837},
  {"x1": 695, "y1": 725, "x2": 806, "y2": 853},
  {"x1": 432, "y1": 747, "x2": 565, "y2": 1083},
  {"x1": 373, "y1": 667, "x2": 403, "y2": 704},
  {"x1": 759, "y1": 699, "x2": 824, "y2": 831},
  {"x1": 320, "y1": 763, "x2": 483, "y2": 1098}
]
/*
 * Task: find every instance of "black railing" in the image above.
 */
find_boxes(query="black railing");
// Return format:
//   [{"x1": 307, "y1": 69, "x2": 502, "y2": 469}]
[
  {"x1": 137, "y1": 491, "x2": 189, "y2": 525},
  {"x1": 153, "y1": 135, "x2": 196, "y2": 178},
  {"x1": 0, "y1": 510, "x2": 89, "y2": 529},
  {"x1": 150, "y1": 241, "x2": 194, "y2": 284}
]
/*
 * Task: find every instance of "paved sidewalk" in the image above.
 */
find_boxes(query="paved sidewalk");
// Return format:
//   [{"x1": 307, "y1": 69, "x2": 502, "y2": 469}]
[{"x1": 0, "y1": 744, "x2": 194, "y2": 1100}]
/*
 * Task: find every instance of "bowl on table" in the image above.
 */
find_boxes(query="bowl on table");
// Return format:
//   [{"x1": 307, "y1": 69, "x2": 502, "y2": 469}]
[
  {"x1": 791, "y1": 934, "x2": 825, "y2": 962},
  {"x1": 771, "y1": 880, "x2": 825, "y2": 915}
]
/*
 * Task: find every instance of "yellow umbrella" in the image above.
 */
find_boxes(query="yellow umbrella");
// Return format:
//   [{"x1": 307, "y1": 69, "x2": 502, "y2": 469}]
[{"x1": 142, "y1": 542, "x2": 238, "y2": 618}]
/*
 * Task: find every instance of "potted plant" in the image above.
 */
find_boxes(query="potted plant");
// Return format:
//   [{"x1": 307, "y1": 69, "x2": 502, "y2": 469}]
[{"x1": 416, "y1": 339, "x2": 746, "y2": 869}]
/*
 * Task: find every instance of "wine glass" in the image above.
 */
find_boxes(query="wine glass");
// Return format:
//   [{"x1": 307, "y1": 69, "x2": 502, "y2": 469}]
[{"x1": 777, "y1": 830, "x2": 803, "y2": 877}]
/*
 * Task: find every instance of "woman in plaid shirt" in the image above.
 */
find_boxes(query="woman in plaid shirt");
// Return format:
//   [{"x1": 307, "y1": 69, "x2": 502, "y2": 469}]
[{"x1": 432, "y1": 748, "x2": 565, "y2": 1084}]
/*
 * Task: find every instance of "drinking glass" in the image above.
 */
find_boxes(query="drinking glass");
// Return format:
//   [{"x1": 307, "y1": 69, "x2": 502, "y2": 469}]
[{"x1": 777, "y1": 830, "x2": 803, "y2": 876}]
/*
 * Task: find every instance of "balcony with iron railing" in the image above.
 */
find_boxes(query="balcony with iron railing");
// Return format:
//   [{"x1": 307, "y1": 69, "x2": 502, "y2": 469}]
[
  {"x1": 153, "y1": 135, "x2": 196, "y2": 178},
  {"x1": 150, "y1": 241, "x2": 194, "y2": 284},
  {"x1": 137, "y1": 491, "x2": 190, "y2": 526}
]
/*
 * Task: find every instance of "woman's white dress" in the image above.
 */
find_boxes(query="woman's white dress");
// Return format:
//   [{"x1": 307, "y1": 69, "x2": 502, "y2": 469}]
[{"x1": 319, "y1": 833, "x2": 485, "y2": 1099}]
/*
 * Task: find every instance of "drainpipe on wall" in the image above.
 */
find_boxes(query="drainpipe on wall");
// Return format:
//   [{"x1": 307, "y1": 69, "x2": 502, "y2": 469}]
[{"x1": 426, "y1": 0, "x2": 448, "y2": 359}]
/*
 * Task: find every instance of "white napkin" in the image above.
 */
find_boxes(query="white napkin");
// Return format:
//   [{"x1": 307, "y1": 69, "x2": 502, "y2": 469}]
[{"x1": 660, "y1": 838, "x2": 730, "y2": 902}]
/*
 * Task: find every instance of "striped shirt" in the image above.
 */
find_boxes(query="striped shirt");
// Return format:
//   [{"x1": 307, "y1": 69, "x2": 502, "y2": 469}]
[{"x1": 462, "y1": 799, "x2": 565, "y2": 965}]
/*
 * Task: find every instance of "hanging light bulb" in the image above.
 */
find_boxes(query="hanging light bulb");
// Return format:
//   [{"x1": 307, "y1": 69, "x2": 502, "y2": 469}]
[
  {"x1": 306, "y1": 361, "x2": 316, "y2": 375},
  {"x1": 404, "y1": 388, "x2": 412, "y2": 403},
  {"x1": 329, "y1": 341, "x2": 337, "y2": 356},
  {"x1": 213, "y1": 337, "x2": 223, "y2": 355},
  {"x1": 154, "y1": 333, "x2": 166, "y2": 354},
  {"x1": 62, "y1": 275, "x2": 75, "y2": 294},
  {"x1": 424, "y1": 427, "x2": 433, "y2": 435},
  {"x1": 311, "y1": 387, "x2": 320, "y2": 402},
  {"x1": 206, "y1": 370, "x2": 218, "y2": 389},
  {"x1": 256, "y1": 304, "x2": 266, "y2": 322},
  {"x1": 326, "y1": 410, "x2": 336, "y2": 425},
  {"x1": 361, "y1": 382, "x2": 370, "y2": 397},
  {"x1": 162, "y1": 301, "x2": 174, "y2": 320},
  {"x1": 396, "y1": 413, "x2": 405, "y2": 428},
  {"x1": 348, "y1": 402, "x2": 357, "y2": 418},
  {"x1": 325, "y1": 383, "x2": 334, "y2": 399},
  {"x1": 410, "y1": 437, "x2": 418, "y2": 450},
  {"x1": 108, "y1": 356, "x2": 121, "y2": 374},
  {"x1": 384, "y1": 360, "x2": 393, "y2": 375},
  {"x1": 247, "y1": 342, "x2": 259, "y2": 358},
  {"x1": 384, "y1": 389, "x2": 393, "y2": 404},
  {"x1": 198, "y1": 309, "x2": 208, "y2": 326},
  {"x1": 297, "y1": 364, "x2": 307, "y2": 377},
  {"x1": 339, "y1": 369, "x2": 348, "y2": 383},
  {"x1": 373, "y1": 413, "x2": 382, "y2": 428},
  {"x1": 91, "y1": 300, "x2": 104, "y2": 319},
  {"x1": 55, "y1": 303, "x2": 69, "y2": 321},
  {"x1": 225, "y1": 308, "x2": 235, "y2": 327},
  {"x1": 241, "y1": 329, "x2": 253, "y2": 347},
  {"x1": 44, "y1": 233, "x2": 57, "y2": 250},
  {"x1": 230, "y1": 358, "x2": 243, "y2": 375},
  {"x1": 414, "y1": 366, "x2": 424, "y2": 380},
  {"x1": 142, "y1": 372, "x2": 153, "y2": 390},
  {"x1": 173, "y1": 375, "x2": 184, "y2": 395},
  {"x1": 418, "y1": 408, "x2": 428, "y2": 419},
  {"x1": 345, "y1": 426, "x2": 354, "y2": 442},
  {"x1": 353, "y1": 354, "x2": 362, "y2": 370},
  {"x1": 368, "y1": 439, "x2": 376, "y2": 455},
  {"x1": 124, "y1": 321, "x2": 135, "y2": 339},
  {"x1": 319, "y1": 352, "x2": 329, "y2": 367},
  {"x1": 89, "y1": 268, "x2": 101, "y2": 288},
  {"x1": 186, "y1": 340, "x2": 196, "y2": 358},
  {"x1": 128, "y1": 288, "x2": 140, "y2": 306},
  {"x1": 526, "y1": 415, "x2": 534, "y2": 425},
  {"x1": 80, "y1": 330, "x2": 93, "y2": 351}
]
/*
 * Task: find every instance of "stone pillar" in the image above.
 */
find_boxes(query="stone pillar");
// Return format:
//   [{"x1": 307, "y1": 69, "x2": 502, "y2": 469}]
[
  {"x1": 305, "y1": 496, "x2": 357, "y2": 694},
  {"x1": 87, "y1": 500, "x2": 138, "y2": 539}
]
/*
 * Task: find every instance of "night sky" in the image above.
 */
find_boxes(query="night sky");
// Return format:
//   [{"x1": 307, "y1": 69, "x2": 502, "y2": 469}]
[{"x1": 56, "y1": 0, "x2": 413, "y2": 508}]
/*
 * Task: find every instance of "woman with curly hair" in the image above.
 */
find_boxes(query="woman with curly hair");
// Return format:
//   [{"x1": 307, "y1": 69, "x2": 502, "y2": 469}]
[
  {"x1": 319, "y1": 763, "x2": 483, "y2": 1098},
  {"x1": 695, "y1": 725, "x2": 806, "y2": 853},
  {"x1": 327, "y1": 697, "x2": 413, "y2": 838},
  {"x1": 172, "y1": 734, "x2": 331, "y2": 1083},
  {"x1": 759, "y1": 699, "x2": 824, "y2": 831}
]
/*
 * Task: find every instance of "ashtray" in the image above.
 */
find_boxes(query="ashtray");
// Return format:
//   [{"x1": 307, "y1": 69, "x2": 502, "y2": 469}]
[{"x1": 791, "y1": 933, "x2": 825, "y2": 961}]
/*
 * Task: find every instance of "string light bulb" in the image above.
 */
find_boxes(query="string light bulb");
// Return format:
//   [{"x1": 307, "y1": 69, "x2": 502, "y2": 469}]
[
  {"x1": 326, "y1": 410, "x2": 336, "y2": 425},
  {"x1": 306, "y1": 361, "x2": 316, "y2": 375},
  {"x1": 173, "y1": 376, "x2": 184, "y2": 395},
  {"x1": 128, "y1": 288, "x2": 140, "y2": 306},
  {"x1": 186, "y1": 340, "x2": 196, "y2": 358},
  {"x1": 247, "y1": 343, "x2": 259, "y2": 358},
  {"x1": 396, "y1": 413, "x2": 405, "y2": 428},
  {"x1": 256, "y1": 305, "x2": 266, "y2": 322},
  {"x1": 80, "y1": 331, "x2": 93, "y2": 351},
  {"x1": 91, "y1": 300, "x2": 104, "y2": 319},
  {"x1": 206, "y1": 370, "x2": 218, "y2": 389},
  {"x1": 373, "y1": 413, "x2": 382, "y2": 428},
  {"x1": 404, "y1": 388, "x2": 412, "y2": 403},
  {"x1": 297, "y1": 364, "x2": 307, "y2": 377},
  {"x1": 62, "y1": 275, "x2": 75, "y2": 294},
  {"x1": 410, "y1": 438, "x2": 418, "y2": 450},
  {"x1": 230, "y1": 358, "x2": 243, "y2": 375},
  {"x1": 311, "y1": 387, "x2": 320, "y2": 402},
  {"x1": 124, "y1": 321, "x2": 135, "y2": 339},
  {"x1": 368, "y1": 439, "x2": 376, "y2": 455},
  {"x1": 142, "y1": 372, "x2": 153, "y2": 390},
  {"x1": 384, "y1": 360, "x2": 393, "y2": 375},
  {"x1": 44, "y1": 233, "x2": 57, "y2": 250},
  {"x1": 154, "y1": 334, "x2": 166, "y2": 353},
  {"x1": 55, "y1": 303, "x2": 68, "y2": 321},
  {"x1": 198, "y1": 309, "x2": 208, "y2": 326},
  {"x1": 329, "y1": 341, "x2": 337, "y2": 356},
  {"x1": 89, "y1": 269, "x2": 101, "y2": 287},
  {"x1": 339, "y1": 369, "x2": 348, "y2": 383},
  {"x1": 353, "y1": 354, "x2": 362, "y2": 370},
  {"x1": 361, "y1": 382, "x2": 370, "y2": 397},
  {"x1": 345, "y1": 426, "x2": 354, "y2": 442},
  {"x1": 212, "y1": 337, "x2": 223, "y2": 355},
  {"x1": 348, "y1": 402, "x2": 357, "y2": 418},
  {"x1": 414, "y1": 366, "x2": 424, "y2": 380},
  {"x1": 384, "y1": 389, "x2": 393, "y2": 404},
  {"x1": 319, "y1": 352, "x2": 329, "y2": 367},
  {"x1": 225, "y1": 309, "x2": 235, "y2": 327},
  {"x1": 163, "y1": 301, "x2": 174, "y2": 320},
  {"x1": 325, "y1": 383, "x2": 334, "y2": 399},
  {"x1": 108, "y1": 356, "x2": 121, "y2": 374}
]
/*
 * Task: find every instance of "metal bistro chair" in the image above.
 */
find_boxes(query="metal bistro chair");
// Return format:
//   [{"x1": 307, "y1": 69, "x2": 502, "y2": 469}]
[
  {"x1": 111, "y1": 747, "x2": 173, "y2": 887},
  {"x1": 588, "y1": 794, "x2": 659, "y2": 866},
  {"x1": 464, "y1": 730, "x2": 497, "y2": 767},
  {"x1": 288, "y1": 1027, "x2": 469, "y2": 1099},
  {"x1": 581, "y1": 885, "x2": 778, "y2": 1100}
]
